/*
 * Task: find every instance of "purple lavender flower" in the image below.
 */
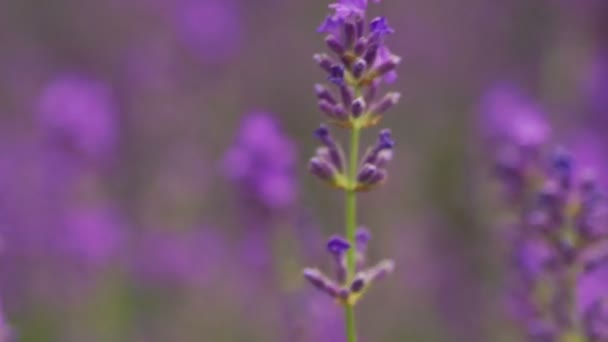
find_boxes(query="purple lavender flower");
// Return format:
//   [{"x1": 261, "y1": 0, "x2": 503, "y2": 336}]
[
  {"x1": 38, "y1": 74, "x2": 119, "y2": 162},
  {"x1": 222, "y1": 112, "x2": 298, "y2": 210},
  {"x1": 175, "y1": 0, "x2": 241, "y2": 64},
  {"x1": 483, "y1": 89, "x2": 608, "y2": 340},
  {"x1": 304, "y1": 1, "x2": 399, "y2": 339},
  {"x1": 479, "y1": 84, "x2": 551, "y2": 203},
  {"x1": 57, "y1": 207, "x2": 125, "y2": 269}
]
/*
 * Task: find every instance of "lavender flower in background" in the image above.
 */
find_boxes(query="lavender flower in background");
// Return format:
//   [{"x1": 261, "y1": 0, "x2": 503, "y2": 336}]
[
  {"x1": 482, "y1": 86, "x2": 608, "y2": 341},
  {"x1": 479, "y1": 84, "x2": 551, "y2": 203},
  {"x1": 38, "y1": 74, "x2": 119, "y2": 164},
  {"x1": 56, "y1": 207, "x2": 125, "y2": 269},
  {"x1": 175, "y1": 0, "x2": 241, "y2": 64},
  {"x1": 223, "y1": 112, "x2": 298, "y2": 211},
  {"x1": 304, "y1": 0, "x2": 400, "y2": 340}
]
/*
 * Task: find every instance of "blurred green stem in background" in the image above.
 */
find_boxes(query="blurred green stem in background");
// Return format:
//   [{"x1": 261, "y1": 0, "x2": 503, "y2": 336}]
[{"x1": 344, "y1": 126, "x2": 361, "y2": 342}]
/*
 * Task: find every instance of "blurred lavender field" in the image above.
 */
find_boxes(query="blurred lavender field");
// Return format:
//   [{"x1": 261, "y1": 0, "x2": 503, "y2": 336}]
[{"x1": 0, "y1": 0, "x2": 607, "y2": 341}]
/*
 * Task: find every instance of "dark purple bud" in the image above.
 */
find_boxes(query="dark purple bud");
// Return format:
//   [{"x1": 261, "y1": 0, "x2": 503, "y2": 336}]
[
  {"x1": 350, "y1": 276, "x2": 365, "y2": 293},
  {"x1": 340, "y1": 84, "x2": 354, "y2": 109},
  {"x1": 314, "y1": 125, "x2": 345, "y2": 171},
  {"x1": 379, "y1": 129, "x2": 395, "y2": 149},
  {"x1": 313, "y1": 53, "x2": 333, "y2": 73},
  {"x1": 315, "y1": 84, "x2": 337, "y2": 105},
  {"x1": 333, "y1": 104, "x2": 348, "y2": 120},
  {"x1": 351, "y1": 98, "x2": 366, "y2": 118},
  {"x1": 327, "y1": 236, "x2": 350, "y2": 256},
  {"x1": 329, "y1": 65, "x2": 345, "y2": 86},
  {"x1": 309, "y1": 156, "x2": 337, "y2": 182},
  {"x1": 314, "y1": 124, "x2": 330, "y2": 141},
  {"x1": 357, "y1": 163, "x2": 378, "y2": 184},
  {"x1": 325, "y1": 35, "x2": 345, "y2": 56},
  {"x1": 367, "y1": 168, "x2": 388, "y2": 186},
  {"x1": 327, "y1": 236, "x2": 350, "y2": 283},
  {"x1": 344, "y1": 22, "x2": 356, "y2": 48},
  {"x1": 361, "y1": 130, "x2": 394, "y2": 168},
  {"x1": 364, "y1": 44, "x2": 379, "y2": 67},
  {"x1": 371, "y1": 92, "x2": 401, "y2": 114},
  {"x1": 354, "y1": 37, "x2": 367, "y2": 56},
  {"x1": 319, "y1": 100, "x2": 338, "y2": 118},
  {"x1": 352, "y1": 59, "x2": 367, "y2": 79}
]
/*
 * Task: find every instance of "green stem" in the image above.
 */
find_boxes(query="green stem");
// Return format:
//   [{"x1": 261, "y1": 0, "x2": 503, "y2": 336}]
[{"x1": 344, "y1": 126, "x2": 361, "y2": 342}]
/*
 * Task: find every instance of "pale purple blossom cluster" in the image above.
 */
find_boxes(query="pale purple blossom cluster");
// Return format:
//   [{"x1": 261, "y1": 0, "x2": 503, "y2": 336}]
[{"x1": 482, "y1": 84, "x2": 608, "y2": 341}]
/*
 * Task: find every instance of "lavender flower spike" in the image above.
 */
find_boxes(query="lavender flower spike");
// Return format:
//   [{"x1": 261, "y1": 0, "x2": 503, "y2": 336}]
[
  {"x1": 303, "y1": 0, "x2": 400, "y2": 340},
  {"x1": 482, "y1": 87, "x2": 608, "y2": 341}
]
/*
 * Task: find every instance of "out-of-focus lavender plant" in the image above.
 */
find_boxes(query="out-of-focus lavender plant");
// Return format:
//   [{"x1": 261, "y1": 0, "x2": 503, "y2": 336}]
[
  {"x1": 222, "y1": 112, "x2": 298, "y2": 286},
  {"x1": 481, "y1": 85, "x2": 608, "y2": 341},
  {"x1": 302, "y1": 0, "x2": 400, "y2": 340}
]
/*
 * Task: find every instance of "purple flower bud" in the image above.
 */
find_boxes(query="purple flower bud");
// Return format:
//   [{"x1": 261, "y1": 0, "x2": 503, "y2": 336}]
[
  {"x1": 352, "y1": 59, "x2": 367, "y2": 79},
  {"x1": 327, "y1": 236, "x2": 351, "y2": 256},
  {"x1": 355, "y1": 16, "x2": 365, "y2": 37},
  {"x1": 339, "y1": 84, "x2": 354, "y2": 109},
  {"x1": 367, "y1": 168, "x2": 387, "y2": 186},
  {"x1": 362, "y1": 129, "x2": 395, "y2": 167},
  {"x1": 355, "y1": 226, "x2": 371, "y2": 269},
  {"x1": 369, "y1": 17, "x2": 394, "y2": 39},
  {"x1": 329, "y1": 65, "x2": 345, "y2": 86},
  {"x1": 551, "y1": 147, "x2": 574, "y2": 189},
  {"x1": 364, "y1": 81, "x2": 379, "y2": 104},
  {"x1": 327, "y1": 236, "x2": 350, "y2": 283},
  {"x1": 364, "y1": 44, "x2": 379, "y2": 67},
  {"x1": 367, "y1": 259, "x2": 395, "y2": 281},
  {"x1": 314, "y1": 125, "x2": 345, "y2": 171},
  {"x1": 350, "y1": 276, "x2": 365, "y2": 293},
  {"x1": 313, "y1": 53, "x2": 334, "y2": 73},
  {"x1": 357, "y1": 163, "x2": 379, "y2": 183},
  {"x1": 343, "y1": 21, "x2": 356, "y2": 48},
  {"x1": 373, "y1": 54, "x2": 401, "y2": 78},
  {"x1": 351, "y1": 98, "x2": 366, "y2": 118},
  {"x1": 354, "y1": 37, "x2": 367, "y2": 56},
  {"x1": 317, "y1": 15, "x2": 343, "y2": 34},
  {"x1": 325, "y1": 35, "x2": 346, "y2": 56},
  {"x1": 309, "y1": 155, "x2": 338, "y2": 182},
  {"x1": 379, "y1": 129, "x2": 394, "y2": 148},
  {"x1": 303, "y1": 268, "x2": 341, "y2": 298},
  {"x1": 315, "y1": 84, "x2": 337, "y2": 105},
  {"x1": 319, "y1": 100, "x2": 339, "y2": 118},
  {"x1": 370, "y1": 92, "x2": 401, "y2": 115}
]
